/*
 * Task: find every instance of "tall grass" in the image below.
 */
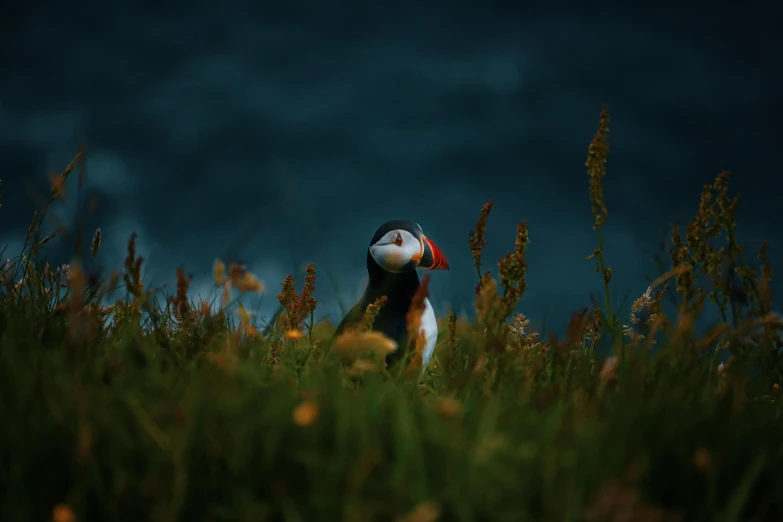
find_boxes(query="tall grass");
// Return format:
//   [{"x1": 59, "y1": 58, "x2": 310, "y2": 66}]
[{"x1": 1, "y1": 107, "x2": 782, "y2": 522}]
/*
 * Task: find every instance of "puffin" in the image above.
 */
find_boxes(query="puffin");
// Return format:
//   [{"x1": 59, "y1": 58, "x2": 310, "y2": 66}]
[{"x1": 334, "y1": 220, "x2": 450, "y2": 374}]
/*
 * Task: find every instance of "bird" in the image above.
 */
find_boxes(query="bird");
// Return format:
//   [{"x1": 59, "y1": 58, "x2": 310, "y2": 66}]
[{"x1": 333, "y1": 220, "x2": 450, "y2": 375}]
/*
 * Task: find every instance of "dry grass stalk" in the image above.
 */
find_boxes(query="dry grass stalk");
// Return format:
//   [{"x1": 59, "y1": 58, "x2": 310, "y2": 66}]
[
  {"x1": 469, "y1": 200, "x2": 494, "y2": 295},
  {"x1": 586, "y1": 105, "x2": 610, "y2": 229},
  {"x1": 359, "y1": 295, "x2": 388, "y2": 332}
]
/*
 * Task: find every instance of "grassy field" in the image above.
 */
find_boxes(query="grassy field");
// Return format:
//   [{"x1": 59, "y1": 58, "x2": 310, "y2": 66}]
[{"x1": 1, "y1": 107, "x2": 782, "y2": 522}]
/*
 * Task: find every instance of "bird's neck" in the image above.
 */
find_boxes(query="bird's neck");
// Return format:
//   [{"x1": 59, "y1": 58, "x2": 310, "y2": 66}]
[{"x1": 366, "y1": 255, "x2": 420, "y2": 308}]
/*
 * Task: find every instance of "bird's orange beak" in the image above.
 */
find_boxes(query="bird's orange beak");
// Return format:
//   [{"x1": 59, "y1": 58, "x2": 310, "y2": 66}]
[{"x1": 414, "y1": 234, "x2": 449, "y2": 270}]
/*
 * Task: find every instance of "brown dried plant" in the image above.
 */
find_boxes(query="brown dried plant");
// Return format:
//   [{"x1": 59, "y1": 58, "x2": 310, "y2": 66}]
[
  {"x1": 167, "y1": 266, "x2": 197, "y2": 328},
  {"x1": 359, "y1": 295, "x2": 388, "y2": 332},
  {"x1": 123, "y1": 233, "x2": 144, "y2": 298},
  {"x1": 277, "y1": 275, "x2": 299, "y2": 331},
  {"x1": 585, "y1": 104, "x2": 619, "y2": 349},
  {"x1": 497, "y1": 222, "x2": 529, "y2": 320},
  {"x1": 275, "y1": 266, "x2": 318, "y2": 334},
  {"x1": 469, "y1": 200, "x2": 494, "y2": 295},
  {"x1": 666, "y1": 171, "x2": 781, "y2": 370},
  {"x1": 586, "y1": 105, "x2": 610, "y2": 229}
]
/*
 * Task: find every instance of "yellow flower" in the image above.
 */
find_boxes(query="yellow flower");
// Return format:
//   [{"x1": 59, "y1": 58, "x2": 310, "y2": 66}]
[
  {"x1": 52, "y1": 504, "x2": 76, "y2": 522},
  {"x1": 293, "y1": 401, "x2": 319, "y2": 426},
  {"x1": 333, "y1": 329, "x2": 398, "y2": 361},
  {"x1": 284, "y1": 329, "x2": 305, "y2": 340},
  {"x1": 346, "y1": 359, "x2": 380, "y2": 377},
  {"x1": 229, "y1": 263, "x2": 264, "y2": 293}
]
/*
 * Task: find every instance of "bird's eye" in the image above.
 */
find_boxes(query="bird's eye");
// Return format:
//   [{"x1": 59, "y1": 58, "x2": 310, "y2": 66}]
[{"x1": 393, "y1": 233, "x2": 403, "y2": 246}]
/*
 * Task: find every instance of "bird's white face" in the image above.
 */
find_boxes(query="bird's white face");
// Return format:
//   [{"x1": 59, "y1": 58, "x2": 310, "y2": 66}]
[{"x1": 369, "y1": 229, "x2": 422, "y2": 273}]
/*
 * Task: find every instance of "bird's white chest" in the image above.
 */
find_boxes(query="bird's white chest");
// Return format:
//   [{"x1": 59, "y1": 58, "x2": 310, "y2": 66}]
[{"x1": 419, "y1": 298, "x2": 438, "y2": 373}]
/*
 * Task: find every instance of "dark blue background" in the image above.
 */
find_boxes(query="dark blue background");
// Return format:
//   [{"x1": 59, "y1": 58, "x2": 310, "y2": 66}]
[{"x1": 2, "y1": 2, "x2": 781, "y2": 331}]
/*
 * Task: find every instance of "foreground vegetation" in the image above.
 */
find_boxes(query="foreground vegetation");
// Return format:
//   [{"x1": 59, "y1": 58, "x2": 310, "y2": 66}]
[{"x1": 1, "y1": 107, "x2": 782, "y2": 522}]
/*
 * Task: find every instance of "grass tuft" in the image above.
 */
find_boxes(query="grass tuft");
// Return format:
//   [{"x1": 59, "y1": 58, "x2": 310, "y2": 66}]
[{"x1": 1, "y1": 107, "x2": 782, "y2": 521}]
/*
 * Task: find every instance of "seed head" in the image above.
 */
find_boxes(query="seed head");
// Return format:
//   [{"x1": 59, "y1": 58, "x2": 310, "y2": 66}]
[
  {"x1": 277, "y1": 274, "x2": 299, "y2": 329},
  {"x1": 90, "y1": 228, "x2": 102, "y2": 258},
  {"x1": 359, "y1": 295, "x2": 388, "y2": 331},
  {"x1": 586, "y1": 105, "x2": 610, "y2": 228},
  {"x1": 301, "y1": 263, "x2": 317, "y2": 315},
  {"x1": 469, "y1": 200, "x2": 494, "y2": 269}
]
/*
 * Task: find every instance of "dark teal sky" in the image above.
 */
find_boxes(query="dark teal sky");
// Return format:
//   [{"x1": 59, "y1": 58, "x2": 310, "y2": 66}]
[{"x1": 1, "y1": 2, "x2": 780, "y2": 331}]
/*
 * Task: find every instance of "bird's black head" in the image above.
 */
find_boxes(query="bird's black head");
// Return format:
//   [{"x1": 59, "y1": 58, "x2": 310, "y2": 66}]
[{"x1": 366, "y1": 220, "x2": 449, "y2": 276}]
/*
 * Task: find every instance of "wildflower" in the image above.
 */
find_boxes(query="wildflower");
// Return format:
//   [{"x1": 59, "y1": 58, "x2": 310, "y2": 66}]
[
  {"x1": 199, "y1": 299, "x2": 211, "y2": 317},
  {"x1": 623, "y1": 286, "x2": 661, "y2": 343},
  {"x1": 213, "y1": 259, "x2": 227, "y2": 286},
  {"x1": 229, "y1": 263, "x2": 264, "y2": 293},
  {"x1": 52, "y1": 504, "x2": 76, "y2": 522},
  {"x1": 510, "y1": 313, "x2": 541, "y2": 349},
  {"x1": 284, "y1": 329, "x2": 305, "y2": 341},
  {"x1": 292, "y1": 401, "x2": 319, "y2": 426}
]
